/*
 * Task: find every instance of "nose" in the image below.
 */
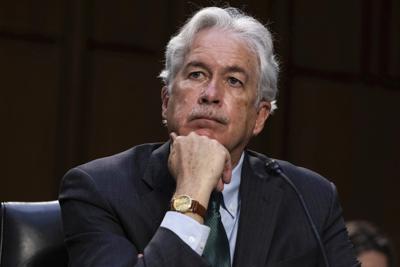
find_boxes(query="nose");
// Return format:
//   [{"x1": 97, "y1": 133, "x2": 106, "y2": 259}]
[{"x1": 198, "y1": 80, "x2": 223, "y2": 106}]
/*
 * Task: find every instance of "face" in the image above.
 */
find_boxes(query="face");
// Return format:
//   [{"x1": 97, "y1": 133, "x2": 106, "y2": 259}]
[
  {"x1": 358, "y1": 250, "x2": 389, "y2": 267},
  {"x1": 162, "y1": 28, "x2": 270, "y2": 165}
]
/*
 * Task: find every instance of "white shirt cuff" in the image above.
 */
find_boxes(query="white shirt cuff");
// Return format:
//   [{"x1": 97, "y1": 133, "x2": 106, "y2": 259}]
[{"x1": 161, "y1": 211, "x2": 210, "y2": 255}]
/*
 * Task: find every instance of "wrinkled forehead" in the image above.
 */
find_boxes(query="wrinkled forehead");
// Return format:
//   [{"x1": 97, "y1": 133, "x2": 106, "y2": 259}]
[{"x1": 184, "y1": 28, "x2": 261, "y2": 75}]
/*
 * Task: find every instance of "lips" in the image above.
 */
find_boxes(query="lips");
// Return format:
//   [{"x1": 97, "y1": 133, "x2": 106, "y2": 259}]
[{"x1": 190, "y1": 115, "x2": 225, "y2": 124}]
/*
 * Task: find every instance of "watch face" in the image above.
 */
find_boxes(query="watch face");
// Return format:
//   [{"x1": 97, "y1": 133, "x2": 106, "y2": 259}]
[{"x1": 173, "y1": 195, "x2": 192, "y2": 212}]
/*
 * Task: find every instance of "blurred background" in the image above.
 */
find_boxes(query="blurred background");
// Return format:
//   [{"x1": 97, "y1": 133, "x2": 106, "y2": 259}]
[{"x1": 1, "y1": 0, "x2": 399, "y2": 256}]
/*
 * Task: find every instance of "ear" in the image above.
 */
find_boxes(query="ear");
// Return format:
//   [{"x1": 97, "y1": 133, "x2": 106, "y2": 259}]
[
  {"x1": 161, "y1": 86, "x2": 169, "y2": 120},
  {"x1": 252, "y1": 101, "x2": 271, "y2": 136}
]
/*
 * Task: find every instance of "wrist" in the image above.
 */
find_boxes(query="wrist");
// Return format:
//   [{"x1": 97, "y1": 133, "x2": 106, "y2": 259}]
[
  {"x1": 174, "y1": 183, "x2": 213, "y2": 208},
  {"x1": 170, "y1": 194, "x2": 207, "y2": 223},
  {"x1": 173, "y1": 190, "x2": 210, "y2": 210}
]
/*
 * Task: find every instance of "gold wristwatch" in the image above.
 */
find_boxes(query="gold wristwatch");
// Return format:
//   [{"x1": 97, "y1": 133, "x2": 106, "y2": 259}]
[{"x1": 170, "y1": 195, "x2": 206, "y2": 219}]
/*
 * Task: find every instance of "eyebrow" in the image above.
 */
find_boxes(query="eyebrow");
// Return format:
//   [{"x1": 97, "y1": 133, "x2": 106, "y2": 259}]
[{"x1": 184, "y1": 61, "x2": 210, "y2": 72}]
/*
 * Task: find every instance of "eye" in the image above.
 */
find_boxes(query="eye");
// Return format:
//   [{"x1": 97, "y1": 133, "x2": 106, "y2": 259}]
[
  {"x1": 227, "y1": 77, "x2": 243, "y2": 87},
  {"x1": 188, "y1": 71, "x2": 204, "y2": 80}
]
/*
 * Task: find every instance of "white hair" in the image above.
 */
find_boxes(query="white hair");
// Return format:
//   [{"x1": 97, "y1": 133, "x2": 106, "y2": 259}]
[{"x1": 159, "y1": 7, "x2": 279, "y2": 111}]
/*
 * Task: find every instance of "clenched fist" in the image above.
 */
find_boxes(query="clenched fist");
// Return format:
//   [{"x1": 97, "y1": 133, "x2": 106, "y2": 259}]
[{"x1": 169, "y1": 132, "x2": 232, "y2": 220}]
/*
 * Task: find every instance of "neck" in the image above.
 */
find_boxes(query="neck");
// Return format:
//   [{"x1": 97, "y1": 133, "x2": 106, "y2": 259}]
[{"x1": 231, "y1": 150, "x2": 245, "y2": 169}]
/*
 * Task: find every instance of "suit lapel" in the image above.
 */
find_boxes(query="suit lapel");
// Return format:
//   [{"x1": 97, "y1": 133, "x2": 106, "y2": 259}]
[
  {"x1": 140, "y1": 142, "x2": 176, "y2": 234},
  {"x1": 233, "y1": 152, "x2": 284, "y2": 267}
]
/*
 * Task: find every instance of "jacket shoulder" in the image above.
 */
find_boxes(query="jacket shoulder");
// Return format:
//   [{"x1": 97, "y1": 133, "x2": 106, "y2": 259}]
[
  {"x1": 61, "y1": 143, "x2": 166, "y2": 197},
  {"x1": 246, "y1": 149, "x2": 333, "y2": 193},
  {"x1": 76, "y1": 143, "x2": 164, "y2": 178},
  {"x1": 276, "y1": 159, "x2": 333, "y2": 193}
]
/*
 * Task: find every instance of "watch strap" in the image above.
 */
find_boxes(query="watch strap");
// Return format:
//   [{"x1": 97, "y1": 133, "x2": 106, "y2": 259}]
[
  {"x1": 190, "y1": 199, "x2": 206, "y2": 218},
  {"x1": 171, "y1": 195, "x2": 207, "y2": 219}
]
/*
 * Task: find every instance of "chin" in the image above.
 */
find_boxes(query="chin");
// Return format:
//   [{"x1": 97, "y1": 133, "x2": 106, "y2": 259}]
[{"x1": 193, "y1": 129, "x2": 216, "y2": 138}]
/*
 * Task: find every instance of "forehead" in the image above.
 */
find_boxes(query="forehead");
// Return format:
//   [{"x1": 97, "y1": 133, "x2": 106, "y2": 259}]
[{"x1": 184, "y1": 28, "x2": 260, "y2": 75}]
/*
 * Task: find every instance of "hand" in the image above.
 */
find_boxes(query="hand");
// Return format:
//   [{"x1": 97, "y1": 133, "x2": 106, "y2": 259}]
[{"x1": 169, "y1": 132, "x2": 232, "y2": 210}]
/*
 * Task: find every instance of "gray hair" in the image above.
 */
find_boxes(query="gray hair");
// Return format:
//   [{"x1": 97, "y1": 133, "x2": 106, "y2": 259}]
[{"x1": 159, "y1": 7, "x2": 279, "y2": 111}]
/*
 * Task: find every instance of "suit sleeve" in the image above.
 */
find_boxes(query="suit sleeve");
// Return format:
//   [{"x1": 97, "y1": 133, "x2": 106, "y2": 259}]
[
  {"x1": 322, "y1": 183, "x2": 360, "y2": 267},
  {"x1": 59, "y1": 167, "x2": 210, "y2": 267}
]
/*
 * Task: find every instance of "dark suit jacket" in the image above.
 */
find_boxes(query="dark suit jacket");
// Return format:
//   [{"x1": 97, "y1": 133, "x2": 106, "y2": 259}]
[{"x1": 59, "y1": 142, "x2": 359, "y2": 267}]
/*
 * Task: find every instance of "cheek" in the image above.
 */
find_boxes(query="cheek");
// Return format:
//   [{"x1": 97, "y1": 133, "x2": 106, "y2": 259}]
[
  {"x1": 233, "y1": 100, "x2": 258, "y2": 130},
  {"x1": 230, "y1": 98, "x2": 252, "y2": 119},
  {"x1": 166, "y1": 94, "x2": 192, "y2": 122}
]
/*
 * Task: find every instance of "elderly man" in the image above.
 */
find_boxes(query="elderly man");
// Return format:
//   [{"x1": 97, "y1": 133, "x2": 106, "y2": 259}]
[{"x1": 59, "y1": 7, "x2": 359, "y2": 267}]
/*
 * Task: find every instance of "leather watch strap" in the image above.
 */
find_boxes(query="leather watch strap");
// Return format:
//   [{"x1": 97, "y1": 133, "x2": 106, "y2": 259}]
[
  {"x1": 189, "y1": 199, "x2": 206, "y2": 218},
  {"x1": 170, "y1": 195, "x2": 207, "y2": 219}
]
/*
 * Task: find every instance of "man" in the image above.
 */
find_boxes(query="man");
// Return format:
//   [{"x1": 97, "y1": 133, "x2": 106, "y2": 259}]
[{"x1": 59, "y1": 7, "x2": 359, "y2": 266}]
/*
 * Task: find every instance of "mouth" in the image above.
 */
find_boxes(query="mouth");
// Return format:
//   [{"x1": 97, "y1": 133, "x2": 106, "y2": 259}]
[{"x1": 190, "y1": 115, "x2": 227, "y2": 125}]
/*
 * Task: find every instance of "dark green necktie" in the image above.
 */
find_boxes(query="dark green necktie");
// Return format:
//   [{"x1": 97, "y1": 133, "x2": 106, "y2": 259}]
[{"x1": 203, "y1": 191, "x2": 231, "y2": 267}]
